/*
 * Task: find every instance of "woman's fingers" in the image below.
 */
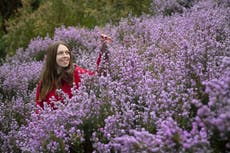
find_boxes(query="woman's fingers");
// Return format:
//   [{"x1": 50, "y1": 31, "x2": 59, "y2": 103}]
[{"x1": 100, "y1": 34, "x2": 112, "y2": 43}]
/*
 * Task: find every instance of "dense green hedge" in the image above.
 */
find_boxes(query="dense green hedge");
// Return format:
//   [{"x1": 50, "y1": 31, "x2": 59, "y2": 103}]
[{"x1": 1, "y1": 0, "x2": 151, "y2": 57}]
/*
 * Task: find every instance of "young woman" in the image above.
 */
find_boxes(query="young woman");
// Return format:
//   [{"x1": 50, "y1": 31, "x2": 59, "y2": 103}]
[{"x1": 36, "y1": 34, "x2": 112, "y2": 110}]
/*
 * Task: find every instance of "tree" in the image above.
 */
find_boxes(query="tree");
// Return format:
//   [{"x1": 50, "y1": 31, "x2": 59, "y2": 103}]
[
  {"x1": 0, "y1": 0, "x2": 22, "y2": 33},
  {"x1": 2, "y1": 0, "x2": 152, "y2": 56}
]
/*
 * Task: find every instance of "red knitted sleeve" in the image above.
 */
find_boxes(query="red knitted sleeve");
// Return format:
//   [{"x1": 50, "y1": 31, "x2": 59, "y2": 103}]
[{"x1": 35, "y1": 82, "x2": 44, "y2": 113}]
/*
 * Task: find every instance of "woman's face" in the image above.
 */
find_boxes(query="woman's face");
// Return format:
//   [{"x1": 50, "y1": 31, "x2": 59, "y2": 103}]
[{"x1": 56, "y1": 44, "x2": 71, "y2": 68}]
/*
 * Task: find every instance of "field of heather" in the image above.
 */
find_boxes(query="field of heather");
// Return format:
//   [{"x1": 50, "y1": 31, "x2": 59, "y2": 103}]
[{"x1": 0, "y1": 0, "x2": 229, "y2": 152}]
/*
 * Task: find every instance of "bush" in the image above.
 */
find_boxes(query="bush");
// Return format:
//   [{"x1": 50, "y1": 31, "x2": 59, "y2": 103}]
[
  {"x1": 2, "y1": 0, "x2": 152, "y2": 56},
  {"x1": 0, "y1": 0, "x2": 229, "y2": 152}
]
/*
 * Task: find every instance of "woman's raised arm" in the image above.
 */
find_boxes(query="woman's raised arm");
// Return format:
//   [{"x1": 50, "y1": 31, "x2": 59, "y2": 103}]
[{"x1": 96, "y1": 34, "x2": 112, "y2": 76}]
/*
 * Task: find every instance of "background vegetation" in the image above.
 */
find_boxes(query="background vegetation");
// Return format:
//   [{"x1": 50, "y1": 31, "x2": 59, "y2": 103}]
[
  {"x1": 0, "y1": 0, "x2": 151, "y2": 57},
  {"x1": 0, "y1": 0, "x2": 229, "y2": 152}
]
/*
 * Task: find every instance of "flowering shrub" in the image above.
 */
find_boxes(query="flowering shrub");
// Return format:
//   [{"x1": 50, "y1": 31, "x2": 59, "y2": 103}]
[
  {"x1": 0, "y1": 0, "x2": 229, "y2": 152},
  {"x1": 151, "y1": 0, "x2": 198, "y2": 15}
]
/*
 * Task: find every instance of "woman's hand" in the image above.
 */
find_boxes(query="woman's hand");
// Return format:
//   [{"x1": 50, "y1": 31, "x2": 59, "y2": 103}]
[
  {"x1": 100, "y1": 33, "x2": 112, "y2": 44},
  {"x1": 100, "y1": 34, "x2": 112, "y2": 55},
  {"x1": 98, "y1": 34, "x2": 112, "y2": 76}
]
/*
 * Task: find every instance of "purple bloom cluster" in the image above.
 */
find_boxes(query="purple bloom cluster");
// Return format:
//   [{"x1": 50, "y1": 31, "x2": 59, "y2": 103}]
[{"x1": 0, "y1": 0, "x2": 229, "y2": 152}]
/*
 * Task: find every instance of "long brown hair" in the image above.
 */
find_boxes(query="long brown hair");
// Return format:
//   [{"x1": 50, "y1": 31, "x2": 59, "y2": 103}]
[{"x1": 38, "y1": 41, "x2": 74, "y2": 101}]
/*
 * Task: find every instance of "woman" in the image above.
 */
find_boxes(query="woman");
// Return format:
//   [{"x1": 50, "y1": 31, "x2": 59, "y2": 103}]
[{"x1": 36, "y1": 34, "x2": 112, "y2": 110}]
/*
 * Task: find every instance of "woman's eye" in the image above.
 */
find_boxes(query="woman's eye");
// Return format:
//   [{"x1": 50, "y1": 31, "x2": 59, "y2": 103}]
[
  {"x1": 57, "y1": 52, "x2": 63, "y2": 55},
  {"x1": 57, "y1": 51, "x2": 70, "y2": 55}
]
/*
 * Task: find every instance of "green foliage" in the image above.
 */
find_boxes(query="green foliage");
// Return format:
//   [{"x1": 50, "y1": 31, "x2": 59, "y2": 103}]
[
  {"x1": 0, "y1": 0, "x2": 22, "y2": 33},
  {"x1": 210, "y1": 127, "x2": 230, "y2": 153},
  {"x1": 2, "y1": 0, "x2": 151, "y2": 56},
  {"x1": 0, "y1": 36, "x2": 6, "y2": 60}
]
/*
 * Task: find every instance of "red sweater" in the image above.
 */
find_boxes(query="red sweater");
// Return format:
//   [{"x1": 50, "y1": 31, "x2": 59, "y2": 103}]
[{"x1": 36, "y1": 53, "x2": 102, "y2": 110}]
